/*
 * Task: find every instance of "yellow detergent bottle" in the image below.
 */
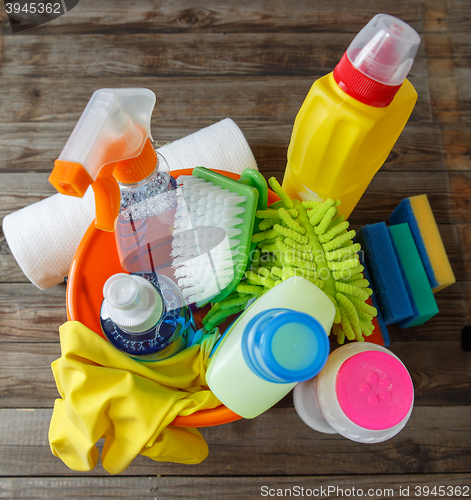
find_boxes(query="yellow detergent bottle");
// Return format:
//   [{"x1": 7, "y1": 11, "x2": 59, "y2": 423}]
[{"x1": 282, "y1": 14, "x2": 421, "y2": 218}]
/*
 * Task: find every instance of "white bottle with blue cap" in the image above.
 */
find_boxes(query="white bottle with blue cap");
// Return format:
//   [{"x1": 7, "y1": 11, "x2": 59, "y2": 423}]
[{"x1": 205, "y1": 276, "x2": 335, "y2": 418}]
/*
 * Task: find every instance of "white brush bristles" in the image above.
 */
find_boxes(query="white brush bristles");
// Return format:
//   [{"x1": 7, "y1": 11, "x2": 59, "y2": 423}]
[{"x1": 171, "y1": 176, "x2": 247, "y2": 305}]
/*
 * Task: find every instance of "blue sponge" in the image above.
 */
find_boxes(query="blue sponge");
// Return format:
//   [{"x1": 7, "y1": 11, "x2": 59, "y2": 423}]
[
  {"x1": 355, "y1": 222, "x2": 413, "y2": 325},
  {"x1": 389, "y1": 224, "x2": 439, "y2": 328}
]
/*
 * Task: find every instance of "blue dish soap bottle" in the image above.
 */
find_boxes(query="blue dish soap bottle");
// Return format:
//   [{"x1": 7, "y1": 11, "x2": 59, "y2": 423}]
[{"x1": 100, "y1": 272, "x2": 196, "y2": 360}]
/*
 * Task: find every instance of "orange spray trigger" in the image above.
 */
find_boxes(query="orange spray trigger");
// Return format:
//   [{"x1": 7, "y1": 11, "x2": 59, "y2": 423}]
[
  {"x1": 113, "y1": 138, "x2": 157, "y2": 184},
  {"x1": 49, "y1": 160, "x2": 93, "y2": 197},
  {"x1": 92, "y1": 164, "x2": 121, "y2": 232},
  {"x1": 48, "y1": 88, "x2": 156, "y2": 231}
]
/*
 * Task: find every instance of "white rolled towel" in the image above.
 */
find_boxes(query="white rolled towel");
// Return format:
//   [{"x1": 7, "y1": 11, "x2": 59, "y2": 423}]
[{"x1": 2, "y1": 118, "x2": 258, "y2": 290}]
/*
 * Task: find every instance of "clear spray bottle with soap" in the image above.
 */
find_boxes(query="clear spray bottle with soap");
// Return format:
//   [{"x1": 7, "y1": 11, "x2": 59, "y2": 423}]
[
  {"x1": 282, "y1": 14, "x2": 421, "y2": 219},
  {"x1": 48, "y1": 88, "x2": 195, "y2": 358}
]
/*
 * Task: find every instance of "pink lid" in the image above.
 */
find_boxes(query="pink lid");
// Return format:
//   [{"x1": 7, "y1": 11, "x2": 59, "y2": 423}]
[{"x1": 336, "y1": 351, "x2": 413, "y2": 430}]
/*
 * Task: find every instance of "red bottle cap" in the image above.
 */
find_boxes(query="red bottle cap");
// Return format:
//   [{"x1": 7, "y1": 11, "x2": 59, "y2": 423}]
[
  {"x1": 333, "y1": 53, "x2": 402, "y2": 107},
  {"x1": 333, "y1": 14, "x2": 420, "y2": 107}
]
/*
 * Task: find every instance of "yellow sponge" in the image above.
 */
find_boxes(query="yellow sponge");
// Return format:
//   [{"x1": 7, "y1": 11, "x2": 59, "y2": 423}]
[{"x1": 389, "y1": 194, "x2": 455, "y2": 293}]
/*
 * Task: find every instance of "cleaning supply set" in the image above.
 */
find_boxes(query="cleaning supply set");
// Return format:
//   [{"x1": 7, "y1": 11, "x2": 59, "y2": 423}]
[
  {"x1": 5, "y1": 12, "x2": 454, "y2": 472},
  {"x1": 47, "y1": 88, "x2": 198, "y2": 357},
  {"x1": 43, "y1": 87, "x2": 347, "y2": 463},
  {"x1": 2, "y1": 118, "x2": 259, "y2": 290},
  {"x1": 282, "y1": 13, "x2": 421, "y2": 218}
]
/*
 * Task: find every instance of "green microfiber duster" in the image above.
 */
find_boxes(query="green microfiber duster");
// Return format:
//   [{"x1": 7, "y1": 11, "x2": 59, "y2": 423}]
[{"x1": 202, "y1": 178, "x2": 377, "y2": 344}]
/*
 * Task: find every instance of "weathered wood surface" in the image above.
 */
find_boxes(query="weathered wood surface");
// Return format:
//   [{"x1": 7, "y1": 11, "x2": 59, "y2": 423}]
[
  {"x1": 0, "y1": 33, "x2": 428, "y2": 80},
  {"x1": 0, "y1": 407, "x2": 470, "y2": 477},
  {"x1": 2, "y1": 475, "x2": 471, "y2": 500},
  {"x1": 1, "y1": 0, "x2": 426, "y2": 35},
  {"x1": 0, "y1": 0, "x2": 470, "y2": 495}
]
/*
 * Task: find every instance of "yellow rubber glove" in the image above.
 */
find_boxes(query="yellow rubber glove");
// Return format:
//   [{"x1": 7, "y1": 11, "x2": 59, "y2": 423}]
[{"x1": 49, "y1": 321, "x2": 221, "y2": 474}]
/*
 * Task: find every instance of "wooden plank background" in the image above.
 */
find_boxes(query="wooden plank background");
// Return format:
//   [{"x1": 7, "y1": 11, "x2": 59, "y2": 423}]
[{"x1": 0, "y1": 0, "x2": 470, "y2": 498}]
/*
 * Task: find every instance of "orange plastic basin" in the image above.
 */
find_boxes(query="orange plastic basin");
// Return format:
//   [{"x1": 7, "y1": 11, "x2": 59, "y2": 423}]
[{"x1": 67, "y1": 168, "x2": 278, "y2": 428}]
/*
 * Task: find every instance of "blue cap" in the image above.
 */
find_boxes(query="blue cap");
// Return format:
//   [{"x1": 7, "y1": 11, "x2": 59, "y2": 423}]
[{"x1": 241, "y1": 308, "x2": 329, "y2": 384}]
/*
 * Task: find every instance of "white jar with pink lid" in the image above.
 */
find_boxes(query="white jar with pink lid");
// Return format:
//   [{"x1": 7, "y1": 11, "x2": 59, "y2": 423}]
[{"x1": 293, "y1": 342, "x2": 414, "y2": 443}]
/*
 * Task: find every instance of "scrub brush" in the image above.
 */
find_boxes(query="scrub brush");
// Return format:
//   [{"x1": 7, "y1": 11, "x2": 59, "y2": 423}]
[
  {"x1": 171, "y1": 167, "x2": 267, "y2": 306},
  {"x1": 202, "y1": 178, "x2": 377, "y2": 345}
]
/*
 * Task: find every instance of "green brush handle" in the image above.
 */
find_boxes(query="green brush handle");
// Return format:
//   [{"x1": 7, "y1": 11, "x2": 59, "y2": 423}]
[
  {"x1": 237, "y1": 169, "x2": 268, "y2": 211},
  {"x1": 237, "y1": 169, "x2": 268, "y2": 245}
]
